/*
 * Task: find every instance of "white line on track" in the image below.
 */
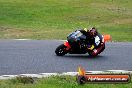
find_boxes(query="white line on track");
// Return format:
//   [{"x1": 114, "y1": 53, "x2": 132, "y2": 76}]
[{"x1": 14, "y1": 39, "x2": 31, "y2": 40}]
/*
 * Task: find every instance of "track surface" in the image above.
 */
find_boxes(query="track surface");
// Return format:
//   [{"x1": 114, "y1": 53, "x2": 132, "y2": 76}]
[{"x1": 0, "y1": 40, "x2": 132, "y2": 75}]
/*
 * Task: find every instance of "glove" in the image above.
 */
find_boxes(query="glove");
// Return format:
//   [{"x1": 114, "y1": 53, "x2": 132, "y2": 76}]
[{"x1": 87, "y1": 44, "x2": 95, "y2": 50}]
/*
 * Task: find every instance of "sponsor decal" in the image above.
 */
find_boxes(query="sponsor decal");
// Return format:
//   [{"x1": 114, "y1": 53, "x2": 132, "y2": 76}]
[
  {"x1": 85, "y1": 74, "x2": 130, "y2": 83},
  {"x1": 77, "y1": 66, "x2": 131, "y2": 84}
]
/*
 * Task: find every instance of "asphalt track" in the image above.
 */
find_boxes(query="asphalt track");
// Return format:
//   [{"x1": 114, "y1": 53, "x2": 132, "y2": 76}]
[{"x1": 0, "y1": 40, "x2": 132, "y2": 75}]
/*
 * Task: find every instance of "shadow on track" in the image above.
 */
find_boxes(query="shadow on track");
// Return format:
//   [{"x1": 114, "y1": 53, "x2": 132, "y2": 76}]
[{"x1": 62, "y1": 54, "x2": 107, "y2": 60}]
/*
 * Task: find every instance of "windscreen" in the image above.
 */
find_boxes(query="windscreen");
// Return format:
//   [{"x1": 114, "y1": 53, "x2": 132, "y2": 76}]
[{"x1": 71, "y1": 31, "x2": 83, "y2": 38}]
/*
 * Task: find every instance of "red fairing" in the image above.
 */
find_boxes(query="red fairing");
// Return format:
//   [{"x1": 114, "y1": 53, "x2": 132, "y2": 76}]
[{"x1": 64, "y1": 41, "x2": 71, "y2": 48}]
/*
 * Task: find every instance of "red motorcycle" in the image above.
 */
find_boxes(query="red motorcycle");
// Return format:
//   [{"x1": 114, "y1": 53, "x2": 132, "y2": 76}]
[{"x1": 55, "y1": 30, "x2": 111, "y2": 56}]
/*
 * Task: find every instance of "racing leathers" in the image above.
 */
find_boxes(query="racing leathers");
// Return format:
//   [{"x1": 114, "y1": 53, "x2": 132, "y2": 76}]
[{"x1": 79, "y1": 29, "x2": 104, "y2": 56}]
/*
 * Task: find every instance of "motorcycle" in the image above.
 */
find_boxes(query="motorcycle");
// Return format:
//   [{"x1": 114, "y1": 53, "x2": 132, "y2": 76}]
[{"x1": 55, "y1": 30, "x2": 111, "y2": 56}]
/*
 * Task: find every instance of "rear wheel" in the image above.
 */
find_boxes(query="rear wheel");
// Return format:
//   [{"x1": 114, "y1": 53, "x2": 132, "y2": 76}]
[{"x1": 55, "y1": 44, "x2": 68, "y2": 56}]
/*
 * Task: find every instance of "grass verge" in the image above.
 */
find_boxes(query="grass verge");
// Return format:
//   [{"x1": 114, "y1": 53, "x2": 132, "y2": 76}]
[
  {"x1": 0, "y1": 0, "x2": 132, "y2": 41},
  {"x1": 0, "y1": 75, "x2": 132, "y2": 88}
]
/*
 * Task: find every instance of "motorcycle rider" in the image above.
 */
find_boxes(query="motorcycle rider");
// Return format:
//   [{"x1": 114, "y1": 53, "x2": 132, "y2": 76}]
[{"x1": 79, "y1": 27, "x2": 105, "y2": 56}]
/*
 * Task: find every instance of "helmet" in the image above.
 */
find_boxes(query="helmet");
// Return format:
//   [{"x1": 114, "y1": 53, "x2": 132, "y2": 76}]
[{"x1": 88, "y1": 27, "x2": 97, "y2": 37}]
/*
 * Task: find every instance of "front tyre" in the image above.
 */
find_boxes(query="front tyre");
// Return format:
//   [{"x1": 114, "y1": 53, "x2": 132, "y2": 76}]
[{"x1": 55, "y1": 44, "x2": 68, "y2": 56}]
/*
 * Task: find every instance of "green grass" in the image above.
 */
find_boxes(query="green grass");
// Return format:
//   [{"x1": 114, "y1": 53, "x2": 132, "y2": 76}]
[
  {"x1": 0, "y1": 75, "x2": 132, "y2": 88},
  {"x1": 0, "y1": 0, "x2": 132, "y2": 41}
]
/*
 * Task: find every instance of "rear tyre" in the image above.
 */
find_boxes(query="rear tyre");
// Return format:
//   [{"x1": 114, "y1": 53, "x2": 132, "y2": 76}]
[{"x1": 55, "y1": 44, "x2": 68, "y2": 56}]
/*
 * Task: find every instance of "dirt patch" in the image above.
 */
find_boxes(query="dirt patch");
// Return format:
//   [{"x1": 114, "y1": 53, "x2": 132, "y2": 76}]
[{"x1": 114, "y1": 18, "x2": 132, "y2": 24}]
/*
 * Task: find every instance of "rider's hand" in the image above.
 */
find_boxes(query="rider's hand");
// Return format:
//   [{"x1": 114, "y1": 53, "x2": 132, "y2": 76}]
[{"x1": 87, "y1": 44, "x2": 94, "y2": 50}]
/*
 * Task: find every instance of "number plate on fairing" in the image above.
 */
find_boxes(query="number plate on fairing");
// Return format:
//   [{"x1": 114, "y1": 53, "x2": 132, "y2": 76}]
[{"x1": 95, "y1": 36, "x2": 100, "y2": 46}]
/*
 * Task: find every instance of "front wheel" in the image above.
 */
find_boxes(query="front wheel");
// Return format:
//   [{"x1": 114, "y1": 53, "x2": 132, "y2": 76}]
[{"x1": 55, "y1": 44, "x2": 68, "y2": 56}]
